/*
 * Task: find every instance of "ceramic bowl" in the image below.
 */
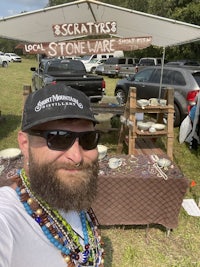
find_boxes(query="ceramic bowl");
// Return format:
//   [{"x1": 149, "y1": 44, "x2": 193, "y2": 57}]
[
  {"x1": 137, "y1": 99, "x2": 149, "y2": 107},
  {"x1": 152, "y1": 123, "x2": 166, "y2": 130},
  {"x1": 149, "y1": 126, "x2": 156, "y2": 133},
  {"x1": 159, "y1": 99, "x2": 167, "y2": 106},
  {"x1": 0, "y1": 148, "x2": 21, "y2": 159},
  {"x1": 97, "y1": 145, "x2": 108, "y2": 160},
  {"x1": 158, "y1": 158, "x2": 171, "y2": 168},
  {"x1": 137, "y1": 121, "x2": 150, "y2": 131},
  {"x1": 149, "y1": 98, "x2": 159, "y2": 106}
]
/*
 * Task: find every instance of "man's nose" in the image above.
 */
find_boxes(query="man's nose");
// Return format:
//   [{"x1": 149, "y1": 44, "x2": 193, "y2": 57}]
[{"x1": 62, "y1": 138, "x2": 83, "y2": 164}]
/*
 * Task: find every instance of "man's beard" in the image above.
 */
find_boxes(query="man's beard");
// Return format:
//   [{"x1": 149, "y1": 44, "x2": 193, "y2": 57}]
[{"x1": 28, "y1": 152, "x2": 99, "y2": 212}]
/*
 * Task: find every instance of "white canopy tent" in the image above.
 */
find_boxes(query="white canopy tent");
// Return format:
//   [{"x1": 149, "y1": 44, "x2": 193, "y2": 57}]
[
  {"x1": 0, "y1": 0, "x2": 199, "y2": 47},
  {"x1": 0, "y1": 0, "x2": 199, "y2": 118}
]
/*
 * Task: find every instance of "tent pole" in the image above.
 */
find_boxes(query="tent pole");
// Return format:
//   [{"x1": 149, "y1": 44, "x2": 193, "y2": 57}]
[{"x1": 158, "y1": 46, "x2": 166, "y2": 101}]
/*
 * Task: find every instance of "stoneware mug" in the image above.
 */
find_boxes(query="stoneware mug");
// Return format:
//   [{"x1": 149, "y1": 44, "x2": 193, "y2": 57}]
[{"x1": 108, "y1": 157, "x2": 122, "y2": 169}]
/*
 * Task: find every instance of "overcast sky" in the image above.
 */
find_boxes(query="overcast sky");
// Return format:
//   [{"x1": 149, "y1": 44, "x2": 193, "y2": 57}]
[{"x1": 0, "y1": 0, "x2": 49, "y2": 18}]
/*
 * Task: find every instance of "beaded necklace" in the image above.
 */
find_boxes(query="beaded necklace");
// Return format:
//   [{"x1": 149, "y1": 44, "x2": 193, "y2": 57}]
[{"x1": 15, "y1": 169, "x2": 104, "y2": 267}]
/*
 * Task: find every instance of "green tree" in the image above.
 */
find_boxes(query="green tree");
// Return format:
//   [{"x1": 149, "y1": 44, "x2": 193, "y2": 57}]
[
  {"x1": 172, "y1": 1, "x2": 200, "y2": 25},
  {"x1": 48, "y1": 0, "x2": 73, "y2": 6}
]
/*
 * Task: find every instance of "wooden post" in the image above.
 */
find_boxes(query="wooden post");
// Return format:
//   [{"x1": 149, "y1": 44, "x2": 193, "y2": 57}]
[
  {"x1": 166, "y1": 87, "x2": 174, "y2": 160},
  {"x1": 117, "y1": 87, "x2": 137, "y2": 155},
  {"x1": 128, "y1": 87, "x2": 137, "y2": 155},
  {"x1": 117, "y1": 94, "x2": 130, "y2": 154}
]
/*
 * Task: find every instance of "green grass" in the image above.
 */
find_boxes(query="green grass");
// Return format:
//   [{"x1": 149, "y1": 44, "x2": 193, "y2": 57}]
[
  {"x1": 0, "y1": 58, "x2": 36, "y2": 148},
  {"x1": 1, "y1": 59, "x2": 200, "y2": 267}
]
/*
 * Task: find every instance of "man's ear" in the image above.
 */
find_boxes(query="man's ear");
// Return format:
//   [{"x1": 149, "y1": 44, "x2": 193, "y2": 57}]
[{"x1": 18, "y1": 131, "x2": 29, "y2": 159}]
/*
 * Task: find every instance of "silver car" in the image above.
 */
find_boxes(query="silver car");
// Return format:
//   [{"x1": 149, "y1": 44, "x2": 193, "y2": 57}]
[{"x1": 114, "y1": 66, "x2": 200, "y2": 126}]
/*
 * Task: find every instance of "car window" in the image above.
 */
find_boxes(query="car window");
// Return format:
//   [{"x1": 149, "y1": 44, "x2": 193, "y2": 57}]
[
  {"x1": 127, "y1": 59, "x2": 133, "y2": 64},
  {"x1": 134, "y1": 68, "x2": 155, "y2": 82},
  {"x1": 193, "y1": 72, "x2": 200, "y2": 86},
  {"x1": 98, "y1": 59, "x2": 105, "y2": 64},
  {"x1": 168, "y1": 70, "x2": 186, "y2": 86},
  {"x1": 150, "y1": 69, "x2": 186, "y2": 85},
  {"x1": 151, "y1": 69, "x2": 173, "y2": 84},
  {"x1": 118, "y1": 58, "x2": 126, "y2": 64},
  {"x1": 150, "y1": 69, "x2": 161, "y2": 83},
  {"x1": 46, "y1": 60, "x2": 85, "y2": 73},
  {"x1": 139, "y1": 59, "x2": 154, "y2": 66},
  {"x1": 156, "y1": 59, "x2": 161, "y2": 64},
  {"x1": 105, "y1": 57, "x2": 118, "y2": 64},
  {"x1": 90, "y1": 59, "x2": 99, "y2": 63}
]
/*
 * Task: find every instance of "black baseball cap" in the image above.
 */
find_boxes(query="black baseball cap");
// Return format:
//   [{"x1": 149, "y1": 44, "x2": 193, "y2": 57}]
[{"x1": 21, "y1": 84, "x2": 98, "y2": 131}]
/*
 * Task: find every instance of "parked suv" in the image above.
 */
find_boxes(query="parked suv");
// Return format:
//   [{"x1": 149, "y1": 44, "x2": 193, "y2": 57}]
[
  {"x1": 4, "y1": 53, "x2": 22, "y2": 62},
  {"x1": 103, "y1": 57, "x2": 139, "y2": 78},
  {"x1": 114, "y1": 66, "x2": 200, "y2": 126}
]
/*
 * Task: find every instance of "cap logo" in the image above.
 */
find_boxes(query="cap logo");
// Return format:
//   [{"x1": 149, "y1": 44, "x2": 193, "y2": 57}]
[{"x1": 35, "y1": 94, "x2": 83, "y2": 112}]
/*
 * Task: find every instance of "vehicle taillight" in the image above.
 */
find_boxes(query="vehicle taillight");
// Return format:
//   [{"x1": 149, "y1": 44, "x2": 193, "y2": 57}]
[
  {"x1": 187, "y1": 90, "x2": 199, "y2": 112},
  {"x1": 51, "y1": 81, "x2": 57, "y2": 85},
  {"x1": 115, "y1": 65, "x2": 120, "y2": 71},
  {"x1": 101, "y1": 79, "x2": 105, "y2": 89},
  {"x1": 186, "y1": 90, "x2": 199, "y2": 101}
]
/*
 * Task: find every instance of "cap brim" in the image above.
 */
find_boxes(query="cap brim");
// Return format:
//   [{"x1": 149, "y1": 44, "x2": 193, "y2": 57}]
[{"x1": 22, "y1": 114, "x2": 99, "y2": 131}]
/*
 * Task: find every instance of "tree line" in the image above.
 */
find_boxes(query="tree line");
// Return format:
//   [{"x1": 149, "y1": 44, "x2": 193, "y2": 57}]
[{"x1": 48, "y1": 0, "x2": 200, "y2": 61}]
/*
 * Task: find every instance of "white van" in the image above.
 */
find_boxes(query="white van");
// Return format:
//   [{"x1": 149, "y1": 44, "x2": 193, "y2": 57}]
[{"x1": 81, "y1": 51, "x2": 124, "y2": 63}]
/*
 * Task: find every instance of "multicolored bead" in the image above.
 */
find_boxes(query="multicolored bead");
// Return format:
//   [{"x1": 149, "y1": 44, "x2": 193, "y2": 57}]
[{"x1": 15, "y1": 168, "x2": 104, "y2": 266}]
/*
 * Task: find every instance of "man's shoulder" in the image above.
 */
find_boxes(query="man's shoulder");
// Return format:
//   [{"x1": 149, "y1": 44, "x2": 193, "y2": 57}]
[
  {"x1": 0, "y1": 186, "x2": 23, "y2": 230},
  {"x1": 0, "y1": 186, "x2": 18, "y2": 207}
]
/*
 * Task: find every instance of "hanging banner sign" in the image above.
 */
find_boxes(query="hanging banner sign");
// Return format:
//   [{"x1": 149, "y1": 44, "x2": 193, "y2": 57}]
[
  {"x1": 20, "y1": 36, "x2": 152, "y2": 57},
  {"x1": 52, "y1": 21, "x2": 117, "y2": 37}
]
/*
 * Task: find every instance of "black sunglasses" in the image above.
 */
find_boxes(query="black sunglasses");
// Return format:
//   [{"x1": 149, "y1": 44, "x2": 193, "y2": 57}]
[{"x1": 27, "y1": 129, "x2": 100, "y2": 151}]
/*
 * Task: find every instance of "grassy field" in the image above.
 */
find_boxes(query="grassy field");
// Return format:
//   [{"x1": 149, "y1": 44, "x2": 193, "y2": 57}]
[{"x1": 0, "y1": 58, "x2": 200, "y2": 266}]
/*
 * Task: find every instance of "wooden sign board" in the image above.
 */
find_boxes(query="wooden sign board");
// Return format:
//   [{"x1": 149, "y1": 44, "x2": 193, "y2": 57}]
[
  {"x1": 19, "y1": 36, "x2": 152, "y2": 57},
  {"x1": 52, "y1": 22, "x2": 117, "y2": 37}
]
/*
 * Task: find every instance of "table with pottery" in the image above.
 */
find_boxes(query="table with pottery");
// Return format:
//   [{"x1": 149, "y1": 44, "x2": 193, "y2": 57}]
[{"x1": 92, "y1": 146, "x2": 189, "y2": 230}]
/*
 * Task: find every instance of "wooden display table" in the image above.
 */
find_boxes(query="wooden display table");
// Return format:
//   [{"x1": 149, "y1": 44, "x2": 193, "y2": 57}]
[{"x1": 92, "y1": 154, "x2": 189, "y2": 229}]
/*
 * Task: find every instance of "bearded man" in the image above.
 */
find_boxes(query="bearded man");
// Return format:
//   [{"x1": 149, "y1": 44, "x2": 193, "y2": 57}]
[{"x1": 0, "y1": 84, "x2": 104, "y2": 267}]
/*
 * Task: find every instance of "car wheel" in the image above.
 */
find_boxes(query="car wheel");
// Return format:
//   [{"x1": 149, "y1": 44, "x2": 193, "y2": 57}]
[
  {"x1": 174, "y1": 103, "x2": 181, "y2": 127},
  {"x1": 2, "y1": 61, "x2": 8, "y2": 67},
  {"x1": 115, "y1": 88, "x2": 127, "y2": 105}
]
